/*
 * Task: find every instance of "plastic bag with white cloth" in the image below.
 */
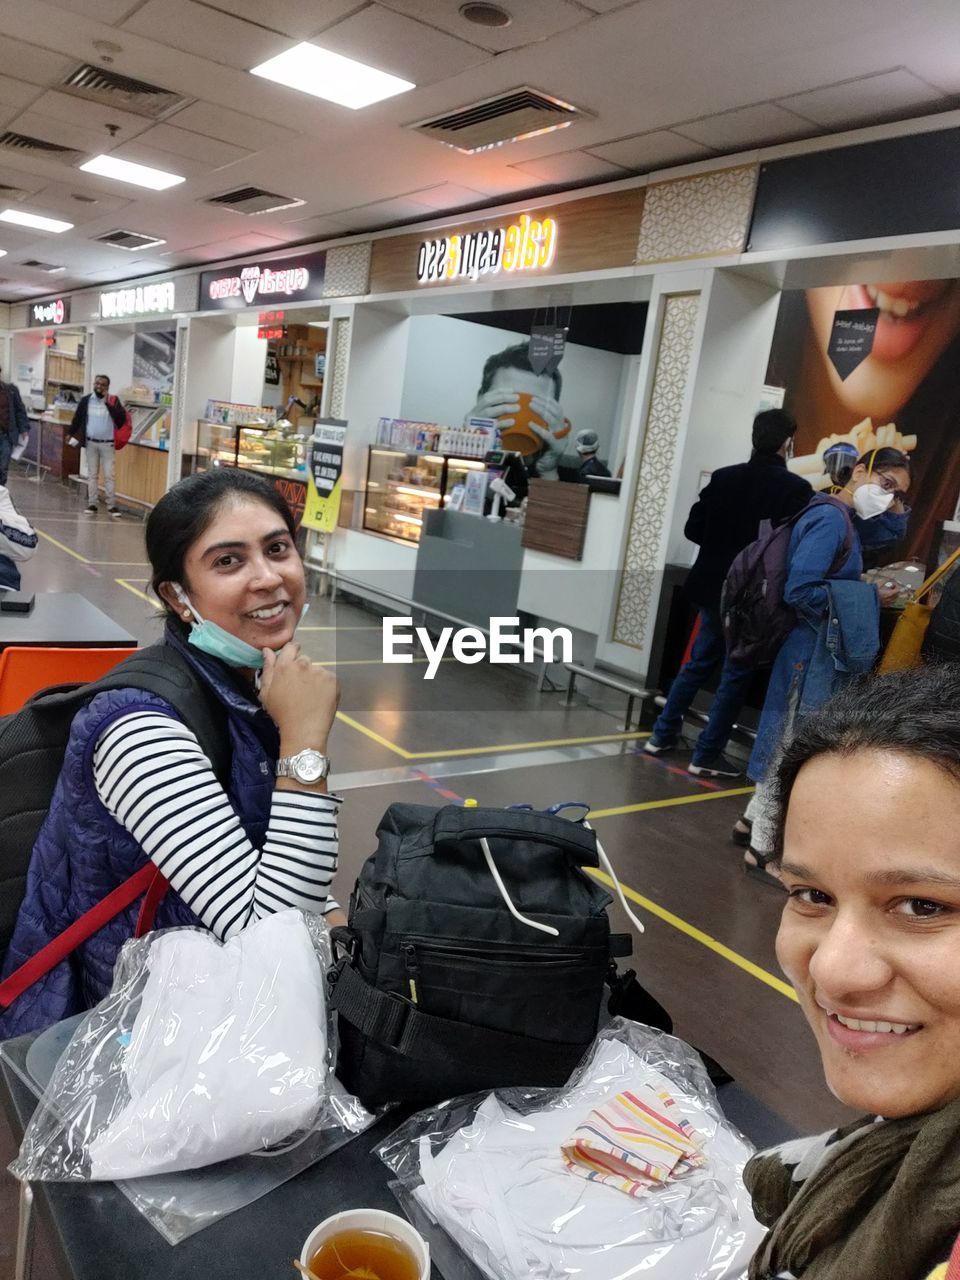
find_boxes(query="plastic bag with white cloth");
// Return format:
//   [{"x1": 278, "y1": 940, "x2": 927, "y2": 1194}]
[
  {"x1": 0, "y1": 485, "x2": 38, "y2": 563},
  {"x1": 379, "y1": 1017, "x2": 765, "y2": 1280},
  {"x1": 11, "y1": 909, "x2": 372, "y2": 1184}
]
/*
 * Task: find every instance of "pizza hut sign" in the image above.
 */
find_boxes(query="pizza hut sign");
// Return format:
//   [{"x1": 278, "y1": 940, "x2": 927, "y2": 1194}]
[
  {"x1": 200, "y1": 250, "x2": 326, "y2": 311},
  {"x1": 28, "y1": 296, "x2": 70, "y2": 326}
]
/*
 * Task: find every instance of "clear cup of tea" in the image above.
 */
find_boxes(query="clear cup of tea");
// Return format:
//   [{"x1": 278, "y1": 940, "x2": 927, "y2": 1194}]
[{"x1": 300, "y1": 1208, "x2": 429, "y2": 1280}]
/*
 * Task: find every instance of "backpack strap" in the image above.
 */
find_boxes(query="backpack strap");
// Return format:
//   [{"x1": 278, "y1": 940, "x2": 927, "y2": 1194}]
[
  {"x1": 329, "y1": 961, "x2": 579, "y2": 1081},
  {"x1": 0, "y1": 862, "x2": 166, "y2": 1010}
]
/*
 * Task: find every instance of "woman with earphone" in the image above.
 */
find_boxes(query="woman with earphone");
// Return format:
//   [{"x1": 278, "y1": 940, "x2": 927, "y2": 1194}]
[{"x1": 0, "y1": 468, "x2": 345, "y2": 1037}]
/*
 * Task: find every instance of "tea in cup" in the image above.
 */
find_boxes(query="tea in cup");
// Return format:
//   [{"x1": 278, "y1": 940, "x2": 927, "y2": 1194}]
[{"x1": 300, "y1": 1208, "x2": 429, "y2": 1280}]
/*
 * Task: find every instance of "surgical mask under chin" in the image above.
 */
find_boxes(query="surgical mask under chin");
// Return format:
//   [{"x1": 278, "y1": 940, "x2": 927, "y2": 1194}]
[
  {"x1": 174, "y1": 589, "x2": 308, "y2": 671},
  {"x1": 852, "y1": 483, "x2": 895, "y2": 520}
]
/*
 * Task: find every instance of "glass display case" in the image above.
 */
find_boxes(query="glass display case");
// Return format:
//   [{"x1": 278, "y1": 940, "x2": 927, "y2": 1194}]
[
  {"x1": 362, "y1": 447, "x2": 488, "y2": 544},
  {"x1": 195, "y1": 420, "x2": 310, "y2": 481}
]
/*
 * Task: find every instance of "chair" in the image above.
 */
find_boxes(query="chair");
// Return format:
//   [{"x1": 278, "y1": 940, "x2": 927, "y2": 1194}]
[{"x1": 0, "y1": 646, "x2": 138, "y2": 716}]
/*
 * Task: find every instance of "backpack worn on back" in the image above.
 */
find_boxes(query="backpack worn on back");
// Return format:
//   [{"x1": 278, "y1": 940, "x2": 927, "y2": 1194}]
[
  {"x1": 0, "y1": 643, "x2": 229, "y2": 967},
  {"x1": 720, "y1": 495, "x2": 854, "y2": 667},
  {"x1": 328, "y1": 803, "x2": 635, "y2": 1109}
]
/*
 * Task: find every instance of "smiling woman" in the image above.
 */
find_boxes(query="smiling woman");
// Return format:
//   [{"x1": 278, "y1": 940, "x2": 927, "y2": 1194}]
[
  {"x1": 0, "y1": 469, "x2": 345, "y2": 1039},
  {"x1": 743, "y1": 665, "x2": 960, "y2": 1280}
]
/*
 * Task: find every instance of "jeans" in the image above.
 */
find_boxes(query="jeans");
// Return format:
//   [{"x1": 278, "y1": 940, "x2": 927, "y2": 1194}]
[
  {"x1": 651, "y1": 606, "x2": 755, "y2": 763},
  {"x1": 86, "y1": 440, "x2": 115, "y2": 507}
]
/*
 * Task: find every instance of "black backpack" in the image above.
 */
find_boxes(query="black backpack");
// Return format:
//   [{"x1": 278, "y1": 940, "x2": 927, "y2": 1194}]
[
  {"x1": 0, "y1": 643, "x2": 228, "y2": 968},
  {"x1": 328, "y1": 803, "x2": 649, "y2": 1108}
]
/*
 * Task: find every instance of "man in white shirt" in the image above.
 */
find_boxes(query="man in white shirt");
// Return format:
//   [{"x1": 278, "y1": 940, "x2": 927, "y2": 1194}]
[{"x1": 69, "y1": 374, "x2": 126, "y2": 518}]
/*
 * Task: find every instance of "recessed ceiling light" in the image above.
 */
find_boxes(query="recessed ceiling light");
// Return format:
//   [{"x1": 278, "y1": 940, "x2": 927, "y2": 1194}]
[
  {"x1": 0, "y1": 209, "x2": 73, "y2": 233},
  {"x1": 460, "y1": 3, "x2": 512, "y2": 27},
  {"x1": 80, "y1": 154, "x2": 186, "y2": 190},
  {"x1": 0, "y1": 250, "x2": 7, "y2": 259},
  {"x1": 250, "y1": 42, "x2": 415, "y2": 110}
]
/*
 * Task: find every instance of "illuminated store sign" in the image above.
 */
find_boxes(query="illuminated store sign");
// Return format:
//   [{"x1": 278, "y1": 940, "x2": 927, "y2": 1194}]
[
  {"x1": 200, "y1": 251, "x2": 326, "y2": 311},
  {"x1": 100, "y1": 280, "x2": 176, "y2": 319},
  {"x1": 416, "y1": 213, "x2": 558, "y2": 285},
  {"x1": 28, "y1": 297, "x2": 70, "y2": 326}
]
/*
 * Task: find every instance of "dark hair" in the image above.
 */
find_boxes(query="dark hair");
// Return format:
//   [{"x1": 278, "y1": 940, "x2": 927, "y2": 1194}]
[
  {"x1": 93, "y1": 373, "x2": 110, "y2": 385},
  {"x1": 752, "y1": 408, "x2": 797, "y2": 455},
  {"x1": 830, "y1": 445, "x2": 911, "y2": 488},
  {"x1": 774, "y1": 665, "x2": 960, "y2": 855},
  {"x1": 477, "y1": 342, "x2": 562, "y2": 400},
  {"x1": 146, "y1": 469, "x2": 297, "y2": 624}
]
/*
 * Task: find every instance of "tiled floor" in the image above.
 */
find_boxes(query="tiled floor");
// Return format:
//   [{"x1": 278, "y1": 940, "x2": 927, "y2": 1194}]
[{"x1": 0, "y1": 467, "x2": 852, "y2": 1279}]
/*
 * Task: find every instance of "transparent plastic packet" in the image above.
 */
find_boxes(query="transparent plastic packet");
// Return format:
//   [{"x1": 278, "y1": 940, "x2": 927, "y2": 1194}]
[
  {"x1": 10, "y1": 910, "x2": 373, "y2": 1199},
  {"x1": 378, "y1": 1017, "x2": 766, "y2": 1280}
]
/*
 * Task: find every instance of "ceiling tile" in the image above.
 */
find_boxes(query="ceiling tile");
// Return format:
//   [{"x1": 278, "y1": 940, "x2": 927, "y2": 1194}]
[
  {"x1": 378, "y1": 0, "x2": 588, "y2": 53},
  {"x1": 201, "y1": 0, "x2": 361, "y2": 40},
  {"x1": 4, "y1": 109, "x2": 108, "y2": 156},
  {"x1": 20, "y1": 91, "x2": 152, "y2": 143},
  {"x1": 318, "y1": 6, "x2": 490, "y2": 87},
  {"x1": 23, "y1": 181, "x2": 133, "y2": 218},
  {"x1": 60, "y1": 0, "x2": 145, "y2": 20},
  {"x1": 121, "y1": 0, "x2": 292, "y2": 72},
  {"x1": 408, "y1": 183, "x2": 489, "y2": 210},
  {"x1": 131, "y1": 124, "x2": 251, "y2": 168},
  {"x1": 589, "y1": 131, "x2": 715, "y2": 171},
  {"x1": 510, "y1": 150, "x2": 631, "y2": 184},
  {"x1": 98, "y1": 139, "x2": 209, "y2": 178},
  {"x1": 0, "y1": 37, "x2": 76, "y2": 87},
  {"x1": 678, "y1": 103, "x2": 816, "y2": 150},
  {"x1": 163, "y1": 101, "x2": 294, "y2": 152},
  {"x1": 170, "y1": 231, "x2": 291, "y2": 263},
  {"x1": 0, "y1": 75, "x2": 44, "y2": 112},
  {"x1": 576, "y1": 0, "x2": 637, "y2": 10},
  {"x1": 778, "y1": 69, "x2": 949, "y2": 128}
]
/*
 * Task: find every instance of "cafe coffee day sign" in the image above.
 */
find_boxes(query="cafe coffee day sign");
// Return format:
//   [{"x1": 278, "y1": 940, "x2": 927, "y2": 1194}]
[
  {"x1": 416, "y1": 212, "x2": 558, "y2": 284},
  {"x1": 28, "y1": 297, "x2": 71, "y2": 326},
  {"x1": 200, "y1": 250, "x2": 326, "y2": 311}
]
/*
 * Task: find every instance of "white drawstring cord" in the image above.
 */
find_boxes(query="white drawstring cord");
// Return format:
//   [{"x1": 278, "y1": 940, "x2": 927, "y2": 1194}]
[
  {"x1": 584, "y1": 821, "x2": 645, "y2": 934},
  {"x1": 479, "y1": 837, "x2": 560, "y2": 937}
]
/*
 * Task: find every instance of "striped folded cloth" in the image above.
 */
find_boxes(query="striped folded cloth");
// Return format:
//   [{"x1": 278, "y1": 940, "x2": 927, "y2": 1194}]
[{"x1": 561, "y1": 1084, "x2": 706, "y2": 1197}]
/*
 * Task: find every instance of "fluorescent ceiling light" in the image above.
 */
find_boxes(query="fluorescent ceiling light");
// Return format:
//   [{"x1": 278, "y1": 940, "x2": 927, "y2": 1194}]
[
  {"x1": 0, "y1": 209, "x2": 73, "y2": 233},
  {"x1": 308, "y1": 321, "x2": 329, "y2": 328},
  {"x1": 250, "y1": 42, "x2": 414, "y2": 110},
  {"x1": 0, "y1": 250, "x2": 6, "y2": 258},
  {"x1": 80, "y1": 154, "x2": 186, "y2": 190}
]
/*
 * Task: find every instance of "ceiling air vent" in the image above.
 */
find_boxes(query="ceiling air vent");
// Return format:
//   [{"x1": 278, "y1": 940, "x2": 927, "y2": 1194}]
[
  {"x1": 410, "y1": 87, "x2": 586, "y2": 154},
  {"x1": 60, "y1": 65, "x2": 190, "y2": 120},
  {"x1": 0, "y1": 132, "x2": 84, "y2": 162},
  {"x1": 94, "y1": 229, "x2": 166, "y2": 251},
  {"x1": 206, "y1": 187, "x2": 305, "y2": 216},
  {"x1": 21, "y1": 259, "x2": 65, "y2": 272}
]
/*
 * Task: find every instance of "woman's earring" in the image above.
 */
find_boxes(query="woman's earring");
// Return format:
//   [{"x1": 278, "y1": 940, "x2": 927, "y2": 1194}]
[{"x1": 182, "y1": 611, "x2": 191, "y2": 621}]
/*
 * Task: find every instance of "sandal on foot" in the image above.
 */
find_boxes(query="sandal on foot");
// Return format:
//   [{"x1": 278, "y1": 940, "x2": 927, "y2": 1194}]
[
  {"x1": 744, "y1": 847, "x2": 784, "y2": 888},
  {"x1": 731, "y1": 816, "x2": 752, "y2": 848}
]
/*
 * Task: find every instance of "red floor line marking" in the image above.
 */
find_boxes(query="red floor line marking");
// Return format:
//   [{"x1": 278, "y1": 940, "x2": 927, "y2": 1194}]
[
  {"x1": 629, "y1": 746, "x2": 722, "y2": 791},
  {"x1": 410, "y1": 769, "x2": 464, "y2": 803}
]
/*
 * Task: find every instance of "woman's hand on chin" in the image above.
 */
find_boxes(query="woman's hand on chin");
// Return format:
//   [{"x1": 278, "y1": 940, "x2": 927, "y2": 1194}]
[{"x1": 259, "y1": 642, "x2": 340, "y2": 751}]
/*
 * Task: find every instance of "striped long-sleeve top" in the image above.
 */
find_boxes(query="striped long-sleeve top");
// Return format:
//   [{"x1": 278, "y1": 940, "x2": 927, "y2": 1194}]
[{"x1": 92, "y1": 710, "x2": 340, "y2": 940}]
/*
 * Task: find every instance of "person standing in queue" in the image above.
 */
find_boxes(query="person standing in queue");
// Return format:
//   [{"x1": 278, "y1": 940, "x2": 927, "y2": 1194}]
[
  {"x1": 0, "y1": 367, "x2": 29, "y2": 486},
  {"x1": 645, "y1": 409, "x2": 813, "y2": 778},
  {"x1": 69, "y1": 373, "x2": 127, "y2": 519},
  {"x1": 0, "y1": 468, "x2": 344, "y2": 1038}
]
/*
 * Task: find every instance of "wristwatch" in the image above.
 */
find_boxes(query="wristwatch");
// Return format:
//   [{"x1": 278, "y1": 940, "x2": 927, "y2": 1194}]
[{"x1": 276, "y1": 749, "x2": 330, "y2": 784}]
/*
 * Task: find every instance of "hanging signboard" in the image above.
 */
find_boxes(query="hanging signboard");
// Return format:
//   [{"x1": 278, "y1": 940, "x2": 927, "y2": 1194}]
[
  {"x1": 827, "y1": 308, "x2": 880, "y2": 380},
  {"x1": 28, "y1": 297, "x2": 71, "y2": 326},
  {"x1": 302, "y1": 419, "x2": 348, "y2": 533},
  {"x1": 200, "y1": 251, "x2": 326, "y2": 311},
  {"x1": 100, "y1": 280, "x2": 176, "y2": 319}
]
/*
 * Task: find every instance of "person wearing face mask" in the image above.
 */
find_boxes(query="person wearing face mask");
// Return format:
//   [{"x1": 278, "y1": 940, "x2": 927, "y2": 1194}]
[
  {"x1": 824, "y1": 444, "x2": 913, "y2": 569},
  {"x1": 0, "y1": 468, "x2": 344, "y2": 1037},
  {"x1": 69, "y1": 373, "x2": 128, "y2": 519},
  {"x1": 735, "y1": 450, "x2": 911, "y2": 880}
]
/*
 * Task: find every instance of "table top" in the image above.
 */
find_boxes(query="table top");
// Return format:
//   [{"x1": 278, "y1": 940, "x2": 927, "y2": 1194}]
[{"x1": 0, "y1": 593, "x2": 137, "y2": 650}]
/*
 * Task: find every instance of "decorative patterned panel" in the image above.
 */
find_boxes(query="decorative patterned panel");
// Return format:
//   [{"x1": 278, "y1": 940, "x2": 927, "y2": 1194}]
[
  {"x1": 614, "y1": 293, "x2": 701, "y2": 649},
  {"x1": 323, "y1": 243, "x2": 371, "y2": 297},
  {"x1": 636, "y1": 165, "x2": 757, "y2": 264},
  {"x1": 329, "y1": 316, "x2": 351, "y2": 419}
]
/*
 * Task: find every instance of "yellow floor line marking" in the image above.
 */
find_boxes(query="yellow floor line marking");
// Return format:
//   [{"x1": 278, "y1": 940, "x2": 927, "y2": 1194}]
[
  {"x1": 115, "y1": 578, "x2": 153, "y2": 605},
  {"x1": 589, "y1": 786, "x2": 754, "y2": 819},
  {"x1": 334, "y1": 712, "x2": 649, "y2": 760},
  {"x1": 586, "y1": 866, "x2": 798, "y2": 1003},
  {"x1": 36, "y1": 528, "x2": 91, "y2": 565}
]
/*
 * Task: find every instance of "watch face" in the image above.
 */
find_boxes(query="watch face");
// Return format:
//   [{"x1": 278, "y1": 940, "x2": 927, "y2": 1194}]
[{"x1": 292, "y1": 749, "x2": 325, "y2": 783}]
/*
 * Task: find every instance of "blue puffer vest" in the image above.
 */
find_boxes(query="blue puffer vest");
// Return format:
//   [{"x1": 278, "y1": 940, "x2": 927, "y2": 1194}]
[{"x1": 0, "y1": 627, "x2": 280, "y2": 1038}]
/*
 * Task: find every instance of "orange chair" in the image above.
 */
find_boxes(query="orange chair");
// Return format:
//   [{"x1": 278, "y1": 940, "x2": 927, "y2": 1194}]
[{"x1": 0, "y1": 646, "x2": 138, "y2": 716}]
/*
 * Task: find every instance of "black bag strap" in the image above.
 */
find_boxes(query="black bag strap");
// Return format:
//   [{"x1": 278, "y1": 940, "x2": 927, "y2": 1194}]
[
  {"x1": 329, "y1": 961, "x2": 582, "y2": 1075},
  {"x1": 432, "y1": 805, "x2": 598, "y2": 867}
]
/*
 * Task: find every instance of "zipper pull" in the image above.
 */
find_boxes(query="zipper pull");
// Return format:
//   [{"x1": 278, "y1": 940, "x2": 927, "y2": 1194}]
[{"x1": 401, "y1": 943, "x2": 420, "y2": 1004}]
